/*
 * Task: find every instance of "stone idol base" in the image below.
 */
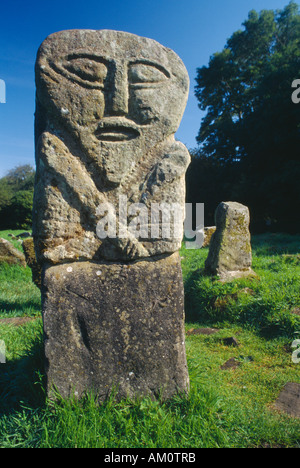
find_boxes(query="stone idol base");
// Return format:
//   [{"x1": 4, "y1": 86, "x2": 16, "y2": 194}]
[{"x1": 42, "y1": 252, "x2": 189, "y2": 401}]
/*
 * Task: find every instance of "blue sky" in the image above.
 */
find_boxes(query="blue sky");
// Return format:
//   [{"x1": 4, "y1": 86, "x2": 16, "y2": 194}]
[{"x1": 0, "y1": 0, "x2": 294, "y2": 177}]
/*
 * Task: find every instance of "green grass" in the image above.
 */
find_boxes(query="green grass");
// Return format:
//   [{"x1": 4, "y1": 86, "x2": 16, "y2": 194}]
[
  {"x1": 0, "y1": 231, "x2": 299, "y2": 448},
  {"x1": 182, "y1": 233, "x2": 300, "y2": 339},
  {"x1": 0, "y1": 230, "x2": 40, "y2": 319}
]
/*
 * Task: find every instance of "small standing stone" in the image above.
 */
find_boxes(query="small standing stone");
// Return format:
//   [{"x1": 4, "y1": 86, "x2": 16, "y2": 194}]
[{"x1": 205, "y1": 201, "x2": 256, "y2": 281}]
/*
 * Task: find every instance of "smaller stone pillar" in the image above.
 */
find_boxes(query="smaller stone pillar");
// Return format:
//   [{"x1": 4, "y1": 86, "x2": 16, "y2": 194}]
[{"x1": 205, "y1": 201, "x2": 256, "y2": 281}]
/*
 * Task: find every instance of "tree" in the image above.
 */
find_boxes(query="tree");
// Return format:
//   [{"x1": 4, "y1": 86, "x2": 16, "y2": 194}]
[
  {"x1": 0, "y1": 165, "x2": 35, "y2": 230},
  {"x1": 1, "y1": 191, "x2": 34, "y2": 229},
  {"x1": 191, "y1": 2, "x2": 300, "y2": 232},
  {"x1": 5, "y1": 164, "x2": 35, "y2": 191},
  {"x1": 0, "y1": 178, "x2": 13, "y2": 211}
]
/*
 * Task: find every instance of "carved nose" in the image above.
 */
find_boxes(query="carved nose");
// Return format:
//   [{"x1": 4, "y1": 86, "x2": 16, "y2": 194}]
[{"x1": 110, "y1": 67, "x2": 129, "y2": 116}]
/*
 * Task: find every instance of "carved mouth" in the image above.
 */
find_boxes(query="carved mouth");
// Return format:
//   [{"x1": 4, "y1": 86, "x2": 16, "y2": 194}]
[{"x1": 95, "y1": 122, "x2": 140, "y2": 142}]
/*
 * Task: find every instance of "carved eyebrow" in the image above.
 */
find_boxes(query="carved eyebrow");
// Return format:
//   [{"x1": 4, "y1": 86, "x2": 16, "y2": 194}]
[
  {"x1": 48, "y1": 53, "x2": 109, "y2": 89},
  {"x1": 128, "y1": 60, "x2": 171, "y2": 79},
  {"x1": 64, "y1": 53, "x2": 109, "y2": 65}
]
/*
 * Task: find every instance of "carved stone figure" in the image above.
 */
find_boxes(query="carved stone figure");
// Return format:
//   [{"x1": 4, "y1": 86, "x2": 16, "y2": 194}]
[
  {"x1": 33, "y1": 30, "x2": 190, "y2": 401},
  {"x1": 34, "y1": 29, "x2": 190, "y2": 264}
]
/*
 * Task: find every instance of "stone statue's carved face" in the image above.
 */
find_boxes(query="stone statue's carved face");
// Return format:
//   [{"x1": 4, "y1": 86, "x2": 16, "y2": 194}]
[{"x1": 36, "y1": 30, "x2": 189, "y2": 184}]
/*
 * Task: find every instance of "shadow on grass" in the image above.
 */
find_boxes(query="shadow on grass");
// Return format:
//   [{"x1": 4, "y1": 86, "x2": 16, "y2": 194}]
[
  {"x1": 251, "y1": 233, "x2": 300, "y2": 256},
  {"x1": 0, "y1": 299, "x2": 41, "y2": 316},
  {"x1": 0, "y1": 333, "x2": 46, "y2": 416},
  {"x1": 184, "y1": 268, "x2": 214, "y2": 324}
]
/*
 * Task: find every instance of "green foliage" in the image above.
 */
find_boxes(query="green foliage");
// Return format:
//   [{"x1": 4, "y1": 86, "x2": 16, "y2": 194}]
[
  {"x1": 0, "y1": 165, "x2": 35, "y2": 230},
  {"x1": 3, "y1": 191, "x2": 34, "y2": 229},
  {"x1": 0, "y1": 179, "x2": 13, "y2": 209},
  {"x1": 190, "y1": 2, "x2": 300, "y2": 232},
  {"x1": 5, "y1": 165, "x2": 35, "y2": 191}
]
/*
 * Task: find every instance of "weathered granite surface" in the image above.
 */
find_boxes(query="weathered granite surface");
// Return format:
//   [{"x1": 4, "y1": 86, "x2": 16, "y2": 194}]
[
  {"x1": 43, "y1": 253, "x2": 189, "y2": 401},
  {"x1": 203, "y1": 226, "x2": 216, "y2": 247},
  {"x1": 33, "y1": 30, "x2": 190, "y2": 401},
  {"x1": 22, "y1": 238, "x2": 42, "y2": 289},
  {"x1": 205, "y1": 202, "x2": 256, "y2": 281},
  {"x1": 33, "y1": 29, "x2": 190, "y2": 264}
]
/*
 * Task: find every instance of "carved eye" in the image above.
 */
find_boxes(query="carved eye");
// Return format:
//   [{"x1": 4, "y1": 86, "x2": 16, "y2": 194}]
[
  {"x1": 129, "y1": 63, "x2": 170, "y2": 87},
  {"x1": 63, "y1": 57, "x2": 108, "y2": 85}
]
